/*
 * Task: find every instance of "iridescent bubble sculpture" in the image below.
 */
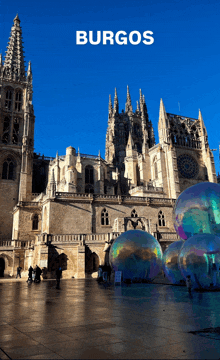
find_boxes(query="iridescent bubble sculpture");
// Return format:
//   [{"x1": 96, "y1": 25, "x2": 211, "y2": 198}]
[
  {"x1": 162, "y1": 240, "x2": 185, "y2": 284},
  {"x1": 109, "y1": 230, "x2": 163, "y2": 281},
  {"x1": 173, "y1": 182, "x2": 220, "y2": 240},
  {"x1": 178, "y1": 233, "x2": 220, "y2": 290}
]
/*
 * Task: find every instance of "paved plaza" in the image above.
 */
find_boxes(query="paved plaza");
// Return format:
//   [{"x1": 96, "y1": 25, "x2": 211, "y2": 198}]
[{"x1": 0, "y1": 278, "x2": 220, "y2": 359}]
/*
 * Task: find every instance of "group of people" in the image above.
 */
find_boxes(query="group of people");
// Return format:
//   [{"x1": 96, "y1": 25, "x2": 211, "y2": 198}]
[
  {"x1": 97, "y1": 264, "x2": 111, "y2": 283},
  {"x1": 27, "y1": 265, "x2": 62, "y2": 288},
  {"x1": 27, "y1": 265, "x2": 42, "y2": 283}
]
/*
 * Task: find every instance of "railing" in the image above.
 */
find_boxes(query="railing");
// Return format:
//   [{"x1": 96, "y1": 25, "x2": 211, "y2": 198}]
[
  {"x1": 40, "y1": 232, "x2": 121, "y2": 244},
  {"x1": 18, "y1": 201, "x2": 40, "y2": 207},
  {"x1": 78, "y1": 153, "x2": 103, "y2": 160},
  {"x1": 0, "y1": 240, "x2": 12, "y2": 247},
  {"x1": 129, "y1": 185, "x2": 163, "y2": 194},
  {"x1": 123, "y1": 196, "x2": 149, "y2": 202},
  {"x1": 95, "y1": 194, "x2": 122, "y2": 200},
  {"x1": 0, "y1": 240, "x2": 33, "y2": 248},
  {"x1": 55, "y1": 192, "x2": 92, "y2": 199},
  {"x1": 14, "y1": 240, "x2": 33, "y2": 248},
  {"x1": 154, "y1": 232, "x2": 180, "y2": 242},
  {"x1": 149, "y1": 198, "x2": 176, "y2": 206},
  {"x1": 34, "y1": 153, "x2": 55, "y2": 161},
  {"x1": 54, "y1": 192, "x2": 176, "y2": 205},
  {"x1": 167, "y1": 113, "x2": 198, "y2": 121}
]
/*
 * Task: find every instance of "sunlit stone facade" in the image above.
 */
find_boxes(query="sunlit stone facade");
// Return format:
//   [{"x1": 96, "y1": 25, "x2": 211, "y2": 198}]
[{"x1": 0, "y1": 17, "x2": 217, "y2": 278}]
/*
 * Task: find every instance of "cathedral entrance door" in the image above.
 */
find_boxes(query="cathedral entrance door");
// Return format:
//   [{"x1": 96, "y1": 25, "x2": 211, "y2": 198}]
[
  {"x1": 85, "y1": 247, "x2": 99, "y2": 275},
  {"x1": 0, "y1": 258, "x2": 5, "y2": 277}
]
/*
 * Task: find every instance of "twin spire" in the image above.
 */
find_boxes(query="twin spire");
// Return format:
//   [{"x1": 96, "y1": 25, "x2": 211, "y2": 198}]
[
  {"x1": 109, "y1": 86, "x2": 147, "y2": 115},
  {"x1": 2, "y1": 14, "x2": 31, "y2": 83}
]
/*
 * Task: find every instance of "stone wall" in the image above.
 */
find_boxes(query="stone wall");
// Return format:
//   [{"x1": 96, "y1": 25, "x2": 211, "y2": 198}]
[{"x1": 48, "y1": 201, "x2": 92, "y2": 234}]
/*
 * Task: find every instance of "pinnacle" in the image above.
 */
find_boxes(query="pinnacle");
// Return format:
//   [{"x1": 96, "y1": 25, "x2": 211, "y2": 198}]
[
  {"x1": 14, "y1": 14, "x2": 20, "y2": 23},
  {"x1": 3, "y1": 15, "x2": 26, "y2": 81},
  {"x1": 114, "y1": 87, "x2": 119, "y2": 113},
  {"x1": 125, "y1": 85, "x2": 132, "y2": 112},
  {"x1": 139, "y1": 89, "x2": 143, "y2": 103}
]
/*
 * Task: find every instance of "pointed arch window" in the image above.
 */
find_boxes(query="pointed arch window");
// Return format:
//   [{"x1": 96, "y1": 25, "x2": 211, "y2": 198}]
[
  {"x1": 2, "y1": 157, "x2": 16, "y2": 180},
  {"x1": 136, "y1": 164, "x2": 140, "y2": 186},
  {"x1": 85, "y1": 165, "x2": 94, "y2": 193},
  {"x1": 131, "y1": 209, "x2": 138, "y2": 218},
  {"x1": 158, "y1": 210, "x2": 165, "y2": 227},
  {"x1": 5, "y1": 89, "x2": 13, "y2": 110},
  {"x1": 101, "y1": 208, "x2": 109, "y2": 225},
  {"x1": 32, "y1": 214, "x2": 39, "y2": 230},
  {"x1": 12, "y1": 117, "x2": 20, "y2": 144},
  {"x1": 15, "y1": 90, "x2": 22, "y2": 111},
  {"x1": 2, "y1": 117, "x2": 10, "y2": 144},
  {"x1": 153, "y1": 157, "x2": 158, "y2": 180},
  {"x1": 85, "y1": 165, "x2": 94, "y2": 184}
]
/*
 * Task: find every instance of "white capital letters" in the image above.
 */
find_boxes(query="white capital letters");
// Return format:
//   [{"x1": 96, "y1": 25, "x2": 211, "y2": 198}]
[
  {"x1": 76, "y1": 31, "x2": 88, "y2": 45},
  {"x1": 115, "y1": 31, "x2": 127, "y2": 45},
  {"x1": 129, "y1": 31, "x2": 141, "y2": 45},
  {"x1": 143, "y1": 31, "x2": 154, "y2": 45},
  {"x1": 103, "y1": 31, "x2": 114, "y2": 45},
  {"x1": 89, "y1": 31, "x2": 101, "y2": 45}
]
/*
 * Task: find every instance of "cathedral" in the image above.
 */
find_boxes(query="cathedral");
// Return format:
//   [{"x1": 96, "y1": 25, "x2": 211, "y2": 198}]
[{"x1": 0, "y1": 16, "x2": 217, "y2": 278}]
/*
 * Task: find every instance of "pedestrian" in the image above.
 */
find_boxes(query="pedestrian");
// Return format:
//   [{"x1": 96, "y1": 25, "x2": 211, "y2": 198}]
[
  {"x1": 102, "y1": 264, "x2": 108, "y2": 283},
  {"x1": 98, "y1": 266, "x2": 103, "y2": 280},
  {"x1": 34, "y1": 265, "x2": 42, "y2": 283},
  {"x1": 186, "y1": 275, "x2": 192, "y2": 294},
  {"x1": 107, "y1": 265, "x2": 111, "y2": 282},
  {"x1": 16, "y1": 266, "x2": 22, "y2": 278},
  {"x1": 27, "y1": 266, "x2": 33, "y2": 282},
  {"x1": 56, "y1": 267, "x2": 62, "y2": 289}
]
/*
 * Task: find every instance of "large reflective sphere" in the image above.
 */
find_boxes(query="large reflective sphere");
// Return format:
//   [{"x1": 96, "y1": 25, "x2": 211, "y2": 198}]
[
  {"x1": 162, "y1": 240, "x2": 185, "y2": 284},
  {"x1": 109, "y1": 230, "x2": 162, "y2": 281},
  {"x1": 173, "y1": 182, "x2": 220, "y2": 240},
  {"x1": 178, "y1": 234, "x2": 220, "y2": 290}
]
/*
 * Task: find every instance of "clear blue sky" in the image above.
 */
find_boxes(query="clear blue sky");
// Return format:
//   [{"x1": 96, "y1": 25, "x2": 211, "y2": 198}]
[{"x1": 1, "y1": 0, "x2": 220, "y2": 172}]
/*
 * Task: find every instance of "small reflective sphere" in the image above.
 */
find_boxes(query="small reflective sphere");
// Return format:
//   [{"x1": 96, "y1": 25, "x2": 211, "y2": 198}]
[
  {"x1": 173, "y1": 182, "x2": 220, "y2": 240},
  {"x1": 178, "y1": 234, "x2": 220, "y2": 290},
  {"x1": 109, "y1": 230, "x2": 163, "y2": 281},
  {"x1": 162, "y1": 240, "x2": 185, "y2": 284}
]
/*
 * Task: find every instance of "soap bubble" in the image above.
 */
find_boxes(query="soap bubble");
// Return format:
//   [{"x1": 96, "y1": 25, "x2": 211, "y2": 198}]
[
  {"x1": 162, "y1": 240, "x2": 185, "y2": 284},
  {"x1": 178, "y1": 233, "x2": 220, "y2": 290},
  {"x1": 173, "y1": 182, "x2": 220, "y2": 240},
  {"x1": 109, "y1": 230, "x2": 162, "y2": 281}
]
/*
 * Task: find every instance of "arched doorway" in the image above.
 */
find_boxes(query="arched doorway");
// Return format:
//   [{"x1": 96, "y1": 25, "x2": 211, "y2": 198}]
[
  {"x1": 0, "y1": 258, "x2": 5, "y2": 277},
  {"x1": 85, "y1": 247, "x2": 99, "y2": 274}
]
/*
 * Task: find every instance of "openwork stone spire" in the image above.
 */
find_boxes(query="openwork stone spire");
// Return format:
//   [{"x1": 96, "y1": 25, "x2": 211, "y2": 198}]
[
  {"x1": 108, "y1": 94, "x2": 113, "y2": 116},
  {"x1": 125, "y1": 85, "x2": 133, "y2": 113},
  {"x1": 139, "y1": 89, "x2": 143, "y2": 105},
  {"x1": 3, "y1": 14, "x2": 26, "y2": 81},
  {"x1": 27, "y1": 61, "x2": 32, "y2": 84},
  {"x1": 114, "y1": 88, "x2": 119, "y2": 114}
]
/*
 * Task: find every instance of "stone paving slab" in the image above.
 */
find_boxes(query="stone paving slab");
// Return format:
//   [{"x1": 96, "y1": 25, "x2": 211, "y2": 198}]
[{"x1": 0, "y1": 278, "x2": 220, "y2": 359}]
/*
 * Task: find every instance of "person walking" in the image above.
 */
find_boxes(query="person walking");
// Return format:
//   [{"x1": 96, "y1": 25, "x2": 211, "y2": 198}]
[
  {"x1": 107, "y1": 265, "x2": 111, "y2": 282},
  {"x1": 16, "y1": 266, "x2": 22, "y2": 278},
  {"x1": 34, "y1": 265, "x2": 42, "y2": 283},
  {"x1": 27, "y1": 266, "x2": 33, "y2": 283},
  {"x1": 56, "y1": 267, "x2": 62, "y2": 289}
]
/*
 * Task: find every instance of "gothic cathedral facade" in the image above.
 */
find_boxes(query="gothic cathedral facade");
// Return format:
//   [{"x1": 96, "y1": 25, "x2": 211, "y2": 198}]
[{"x1": 0, "y1": 16, "x2": 217, "y2": 278}]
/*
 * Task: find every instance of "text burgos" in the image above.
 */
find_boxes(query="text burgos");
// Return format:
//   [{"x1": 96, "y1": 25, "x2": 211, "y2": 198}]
[{"x1": 76, "y1": 31, "x2": 154, "y2": 45}]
